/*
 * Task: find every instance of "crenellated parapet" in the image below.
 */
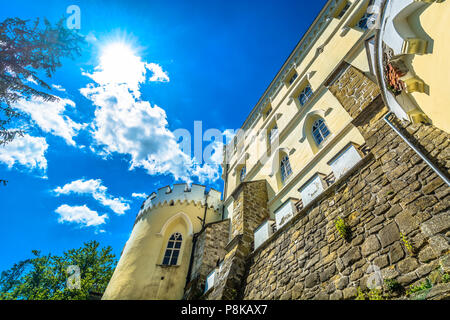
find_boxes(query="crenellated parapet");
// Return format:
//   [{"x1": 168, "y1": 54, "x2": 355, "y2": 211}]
[{"x1": 136, "y1": 184, "x2": 222, "y2": 222}]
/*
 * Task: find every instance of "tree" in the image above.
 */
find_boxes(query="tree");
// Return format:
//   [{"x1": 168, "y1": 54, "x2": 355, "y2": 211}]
[
  {"x1": 0, "y1": 241, "x2": 117, "y2": 300},
  {"x1": 0, "y1": 17, "x2": 84, "y2": 185}
]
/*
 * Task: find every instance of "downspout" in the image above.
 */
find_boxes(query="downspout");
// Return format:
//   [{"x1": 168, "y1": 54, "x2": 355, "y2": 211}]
[
  {"x1": 185, "y1": 192, "x2": 208, "y2": 288},
  {"x1": 384, "y1": 112, "x2": 450, "y2": 186},
  {"x1": 222, "y1": 163, "x2": 229, "y2": 221},
  {"x1": 185, "y1": 232, "x2": 199, "y2": 289},
  {"x1": 202, "y1": 192, "x2": 208, "y2": 228},
  {"x1": 374, "y1": 1, "x2": 449, "y2": 187}
]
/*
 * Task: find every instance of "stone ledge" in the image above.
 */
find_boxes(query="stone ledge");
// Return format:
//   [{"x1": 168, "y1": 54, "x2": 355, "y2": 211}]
[
  {"x1": 225, "y1": 234, "x2": 243, "y2": 253},
  {"x1": 156, "y1": 264, "x2": 180, "y2": 269}
]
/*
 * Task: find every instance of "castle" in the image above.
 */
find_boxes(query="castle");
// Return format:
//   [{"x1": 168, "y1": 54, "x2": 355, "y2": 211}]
[{"x1": 102, "y1": 0, "x2": 450, "y2": 300}]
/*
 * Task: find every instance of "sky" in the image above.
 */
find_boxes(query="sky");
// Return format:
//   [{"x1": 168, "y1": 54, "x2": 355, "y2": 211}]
[{"x1": 0, "y1": 0, "x2": 327, "y2": 272}]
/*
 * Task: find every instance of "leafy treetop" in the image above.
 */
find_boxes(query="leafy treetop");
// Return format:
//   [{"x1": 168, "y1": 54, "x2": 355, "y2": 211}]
[{"x1": 0, "y1": 240, "x2": 117, "y2": 300}]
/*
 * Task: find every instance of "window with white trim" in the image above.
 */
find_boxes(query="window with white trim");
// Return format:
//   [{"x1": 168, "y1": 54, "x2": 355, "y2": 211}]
[
  {"x1": 298, "y1": 85, "x2": 313, "y2": 106},
  {"x1": 280, "y1": 155, "x2": 293, "y2": 184},
  {"x1": 268, "y1": 125, "x2": 278, "y2": 144},
  {"x1": 289, "y1": 72, "x2": 298, "y2": 85},
  {"x1": 240, "y1": 166, "x2": 246, "y2": 182},
  {"x1": 162, "y1": 232, "x2": 182, "y2": 265}
]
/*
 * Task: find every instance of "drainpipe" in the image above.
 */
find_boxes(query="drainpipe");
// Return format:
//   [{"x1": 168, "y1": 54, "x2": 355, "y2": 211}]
[
  {"x1": 222, "y1": 163, "x2": 229, "y2": 221},
  {"x1": 383, "y1": 112, "x2": 450, "y2": 186},
  {"x1": 374, "y1": 2, "x2": 449, "y2": 186},
  {"x1": 202, "y1": 192, "x2": 208, "y2": 228},
  {"x1": 185, "y1": 192, "x2": 208, "y2": 290},
  {"x1": 185, "y1": 232, "x2": 199, "y2": 289}
]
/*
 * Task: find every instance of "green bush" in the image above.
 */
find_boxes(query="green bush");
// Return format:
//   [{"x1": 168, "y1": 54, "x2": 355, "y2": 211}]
[
  {"x1": 335, "y1": 217, "x2": 350, "y2": 240},
  {"x1": 384, "y1": 278, "x2": 402, "y2": 293},
  {"x1": 406, "y1": 278, "x2": 432, "y2": 297}
]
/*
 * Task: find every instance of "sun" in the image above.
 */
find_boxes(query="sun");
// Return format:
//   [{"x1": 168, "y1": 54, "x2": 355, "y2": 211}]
[
  {"x1": 100, "y1": 42, "x2": 135, "y2": 66},
  {"x1": 96, "y1": 41, "x2": 146, "y2": 89}
]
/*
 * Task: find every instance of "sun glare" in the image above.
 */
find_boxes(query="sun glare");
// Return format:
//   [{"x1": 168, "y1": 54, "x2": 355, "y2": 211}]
[
  {"x1": 101, "y1": 42, "x2": 135, "y2": 66},
  {"x1": 96, "y1": 42, "x2": 146, "y2": 89}
]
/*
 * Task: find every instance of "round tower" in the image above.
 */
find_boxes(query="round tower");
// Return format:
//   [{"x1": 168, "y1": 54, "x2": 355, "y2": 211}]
[{"x1": 102, "y1": 183, "x2": 222, "y2": 300}]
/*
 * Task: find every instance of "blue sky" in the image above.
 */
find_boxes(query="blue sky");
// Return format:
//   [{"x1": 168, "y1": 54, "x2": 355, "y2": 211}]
[{"x1": 0, "y1": 0, "x2": 327, "y2": 272}]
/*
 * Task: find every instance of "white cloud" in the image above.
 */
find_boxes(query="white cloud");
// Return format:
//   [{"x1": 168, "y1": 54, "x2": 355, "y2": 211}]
[
  {"x1": 191, "y1": 162, "x2": 221, "y2": 184},
  {"x1": 85, "y1": 31, "x2": 98, "y2": 43},
  {"x1": 191, "y1": 139, "x2": 223, "y2": 183},
  {"x1": 55, "y1": 204, "x2": 107, "y2": 227},
  {"x1": 54, "y1": 178, "x2": 130, "y2": 215},
  {"x1": 132, "y1": 192, "x2": 148, "y2": 199},
  {"x1": 146, "y1": 63, "x2": 170, "y2": 82},
  {"x1": 0, "y1": 134, "x2": 48, "y2": 174},
  {"x1": 80, "y1": 44, "x2": 221, "y2": 184},
  {"x1": 51, "y1": 84, "x2": 66, "y2": 92},
  {"x1": 12, "y1": 97, "x2": 85, "y2": 146},
  {"x1": 26, "y1": 76, "x2": 38, "y2": 85},
  {"x1": 223, "y1": 129, "x2": 236, "y2": 143}
]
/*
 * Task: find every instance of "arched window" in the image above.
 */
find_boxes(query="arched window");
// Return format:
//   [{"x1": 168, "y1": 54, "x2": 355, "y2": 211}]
[
  {"x1": 280, "y1": 155, "x2": 293, "y2": 183},
  {"x1": 162, "y1": 232, "x2": 182, "y2": 266},
  {"x1": 240, "y1": 166, "x2": 246, "y2": 182},
  {"x1": 312, "y1": 119, "x2": 330, "y2": 146},
  {"x1": 298, "y1": 85, "x2": 313, "y2": 106}
]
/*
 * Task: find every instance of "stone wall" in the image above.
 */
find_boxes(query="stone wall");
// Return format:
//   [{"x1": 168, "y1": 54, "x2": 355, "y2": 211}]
[
  {"x1": 205, "y1": 180, "x2": 270, "y2": 300},
  {"x1": 239, "y1": 63, "x2": 450, "y2": 300},
  {"x1": 230, "y1": 180, "x2": 270, "y2": 244},
  {"x1": 183, "y1": 219, "x2": 230, "y2": 300},
  {"x1": 242, "y1": 117, "x2": 449, "y2": 299},
  {"x1": 328, "y1": 63, "x2": 381, "y2": 121}
]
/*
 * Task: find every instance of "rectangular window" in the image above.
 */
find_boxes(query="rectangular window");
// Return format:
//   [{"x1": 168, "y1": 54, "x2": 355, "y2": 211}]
[
  {"x1": 240, "y1": 166, "x2": 246, "y2": 182},
  {"x1": 337, "y1": 2, "x2": 350, "y2": 19},
  {"x1": 280, "y1": 156, "x2": 292, "y2": 183},
  {"x1": 298, "y1": 85, "x2": 313, "y2": 106},
  {"x1": 268, "y1": 125, "x2": 278, "y2": 143},
  {"x1": 289, "y1": 72, "x2": 298, "y2": 85}
]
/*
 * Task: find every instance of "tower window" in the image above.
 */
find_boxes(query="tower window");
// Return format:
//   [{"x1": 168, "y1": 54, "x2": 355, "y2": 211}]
[
  {"x1": 280, "y1": 155, "x2": 293, "y2": 183},
  {"x1": 162, "y1": 232, "x2": 182, "y2": 266},
  {"x1": 312, "y1": 119, "x2": 330, "y2": 146},
  {"x1": 240, "y1": 166, "x2": 246, "y2": 182},
  {"x1": 298, "y1": 85, "x2": 313, "y2": 106}
]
